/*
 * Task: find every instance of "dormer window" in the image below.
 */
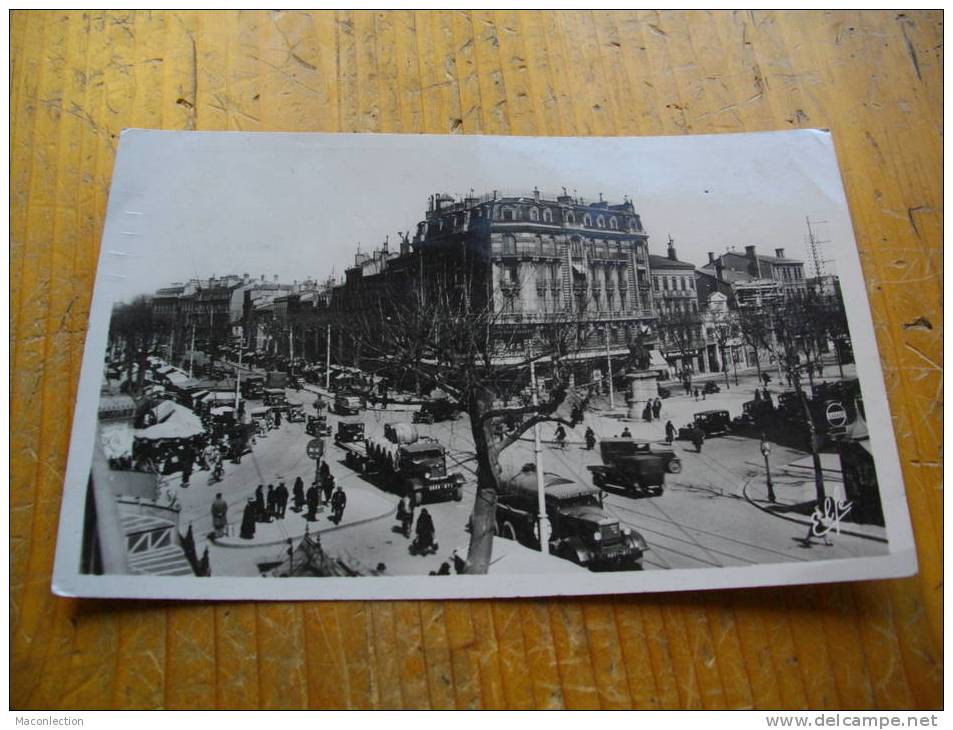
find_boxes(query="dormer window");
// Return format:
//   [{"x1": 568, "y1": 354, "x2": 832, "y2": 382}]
[
  {"x1": 543, "y1": 208, "x2": 553, "y2": 223},
  {"x1": 596, "y1": 215, "x2": 605, "y2": 228},
  {"x1": 583, "y1": 214, "x2": 592, "y2": 227},
  {"x1": 529, "y1": 207, "x2": 539, "y2": 222},
  {"x1": 609, "y1": 217, "x2": 618, "y2": 230}
]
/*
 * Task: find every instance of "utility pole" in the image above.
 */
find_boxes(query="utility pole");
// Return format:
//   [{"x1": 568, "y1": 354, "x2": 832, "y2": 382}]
[
  {"x1": 234, "y1": 333, "x2": 243, "y2": 413},
  {"x1": 605, "y1": 327, "x2": 615, "y2": 409},
  {"x1": 188, "y1": 323, "x2": 196, "y2": 379},
  {"x1": 530, "y1": 359, "x2": 551, "y2": 553},
  {"x1": 325, "y1": 322, "x2": 331, "y2": 391}
]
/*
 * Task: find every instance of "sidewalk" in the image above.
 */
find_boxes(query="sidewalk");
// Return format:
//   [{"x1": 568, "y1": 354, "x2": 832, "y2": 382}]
[
  {"x1": 212, "y1": 483, "x2": 396, "y2": 549},
  {"x1": 743, "y1": 471, "x2": 887, "y2": 543}
]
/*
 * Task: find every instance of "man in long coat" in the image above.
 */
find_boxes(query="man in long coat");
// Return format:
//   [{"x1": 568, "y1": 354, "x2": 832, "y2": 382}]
[
  {"x1": 211, "y1": 493, "x2": 229, "y2": 538},
  {"x1": 275, "y1": 481, "x2": 289, "y2": 519},
  {"x1": 305, "y1": 483, "x2": 319, "y2": 521},
  {"x1": 292, "y1": 476, "x2": 305, "y2": 512},
  {"x1": 266, "y1": 484, "x2": 277, "y2": 519},
  {"x1": 330, "y1": 486, "x2": 347, "y2": 524},
  {"x1": 415, "y1": 508, "x2": 436, "y2": 553}
]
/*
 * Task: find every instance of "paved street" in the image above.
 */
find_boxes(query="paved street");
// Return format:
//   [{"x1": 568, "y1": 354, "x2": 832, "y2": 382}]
[{"x1": 172, "y1": 360, "x2": 886, "y2": 577}]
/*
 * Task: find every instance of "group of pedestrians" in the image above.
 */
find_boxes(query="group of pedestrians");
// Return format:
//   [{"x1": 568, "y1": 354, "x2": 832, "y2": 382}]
[
  {"x1": 395, "y1": 496, "x2": 438, "y2": 556},
  {"x1": 641, "y1": 398, "x2": 664, "y2": 423}
]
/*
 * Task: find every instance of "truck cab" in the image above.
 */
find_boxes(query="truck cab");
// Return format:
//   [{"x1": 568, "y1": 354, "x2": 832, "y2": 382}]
[
  {"x1": 241, "y1": 375, "x2": 266, "y2": 400},
  {"x1": 588, "y1": 439, "x2": 673, "y2": 496},
  {"x1": 334, "y1": 392, "x2": 363, "y2": 416},
  {"x1": 497, "y1": 464, "x2": 648, "y2": 571}
]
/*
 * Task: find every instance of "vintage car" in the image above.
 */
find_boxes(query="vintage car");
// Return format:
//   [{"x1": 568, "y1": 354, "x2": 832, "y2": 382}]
[
  {"x1": 588, "y1": 439, "x2": 672, "y2": 496},
  {"x1": 263, "y1": 388, "x2": 289, "y2": 408},
  {"x1": 732, "y1": 398, "x2": 776, "y2": 430},
  {"x1": 306, "y1": 414, "x2": 332, "y2": 437},
  {"x1": 496, "y1": 464, "x2": 648, "y2": 571},
  {"x1": 287, "y1": 404, "x2": 306, "y2": 423},
  {"x1": 702, "y1": 381, "x2": 721, "y2": 395},
  {"x1": 412, "y1": 399, "x2": 460, "y2": 424},
  {"x1": 240, "y1": 375, "x2": 266, "y2": 400},
  {"x1": 334, "y1": 420, "x2": 365, "y2": 444},
  {"x1": 678, "y1": 410, "x2": 732, "y2": 440},
  {"x1": 249, "y1": 406, "x2": 273, "y2": 435},
  {"x1": 334, "y1": 392, "x2": 364, "y2": 416}
]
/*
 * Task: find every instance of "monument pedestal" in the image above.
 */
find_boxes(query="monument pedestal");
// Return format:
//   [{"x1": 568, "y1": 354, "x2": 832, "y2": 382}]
[{"x1": 625, "y1": 370, "x2": 658, "y2": 419}]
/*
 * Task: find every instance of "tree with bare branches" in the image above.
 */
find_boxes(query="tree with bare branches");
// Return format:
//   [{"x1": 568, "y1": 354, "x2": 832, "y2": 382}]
[{"x1": 338, "y1": 265, "x2": 591, "y2": 574}]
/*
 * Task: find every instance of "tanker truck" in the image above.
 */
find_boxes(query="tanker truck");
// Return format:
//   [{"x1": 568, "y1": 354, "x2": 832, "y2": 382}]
[{"x1": 338, "y1": 422, "x2": 465, "y2": 505}]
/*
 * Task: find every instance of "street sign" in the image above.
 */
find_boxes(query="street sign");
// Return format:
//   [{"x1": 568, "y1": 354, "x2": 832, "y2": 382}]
[
  {"x1": 825, "y1": 401, "x2": 847, "y2": 428},
  {"x1": 306, "y1": 438, "x2": 325, "y2": 460}
]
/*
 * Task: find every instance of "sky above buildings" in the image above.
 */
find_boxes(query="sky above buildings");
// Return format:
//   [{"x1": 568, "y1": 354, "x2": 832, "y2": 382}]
[{"x1": 104, "y1": 128, "x2": 854, "y2": 301}]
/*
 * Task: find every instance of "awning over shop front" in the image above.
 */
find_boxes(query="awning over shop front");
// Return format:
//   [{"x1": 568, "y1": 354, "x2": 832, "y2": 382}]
[{"x1": 135, "y1": 401, "x2": 205, "y2": 441}]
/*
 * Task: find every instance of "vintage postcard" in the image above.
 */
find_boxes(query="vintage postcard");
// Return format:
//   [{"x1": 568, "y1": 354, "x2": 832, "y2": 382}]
[{"x1": 52, "y1": 129, "x2": 916, "y2": 600}]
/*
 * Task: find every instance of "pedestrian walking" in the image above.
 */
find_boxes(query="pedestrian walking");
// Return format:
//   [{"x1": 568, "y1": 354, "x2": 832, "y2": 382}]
[
  {"x1": 652, "y1": 398, "x2": 662, "y2": 420},
  {"x1": 451, "y1": 548, "x2": 467, "y2": 575},
  {"x1": 414, "y1": 508, "x2": 436, "y2": 555},
  {"x1": 396, "y1": 495, "x2": 414, "y2": 538},
  {"x1": 266, "y1": 484, "x2": 277, "y2": 519},
  {"x1": 693, "y1": 387, "x2": 700, "y2": 401},
  {"x1": 238, "y1": 400, "x2": 245, "y2": 419},
  {"x1": 754, "y1": 389, "x2": 762, "y2": 402},
  {"x1": 554, "y1": 424, "x2": 567, "y2": 449},
  {"x1": 274, "y1": 408, "x2": 282, "y2": 428},
  {"x1": 211, "y1": 493, "x2": 229, "y2": 538},
  {"x1": 761, "y1": 371, "x2": 771, "y2": 388},
  {"x1": 319, "y1": 460, "x2": 331, "y2": 489},
  {"x1": 330, "y1": 486, "x2": 347, "y2": 524},
  {"x1": 642, "y1": 402, "x2": 652, "y2": 423},
  {"x1": 292, "y1": 476, "x2": 305, "y2": 512},
  {"x1": 665, "y1": 420, "x2": 676, "y2": 445},
  {"x1": 276, "y1": 481, "x2": 289, "y2": 519},
  {"x1": 322, "y1": 471, "x2": 335, "y2": 504},
  {"x1": 692, "y1": 424, "x2": 705, "y2": 453},
  {"x1": 255, "y1": 484, "x2": 267, "y2": 522},
  {"x1": 763, "y1": 388, "x2": 773, "y2": 407},
  {"x1": 240, "y1": 498, "x2": 257, "y2": 540},
  {"x1": 180, "y1": 444, "x2": 194, "y2": 487},
  {"x1": 585, "y1": 426, "x2": 596, "y2": 450},
  {"x1": 305, "y1": 483, "x2": 319, "y2": 521}
]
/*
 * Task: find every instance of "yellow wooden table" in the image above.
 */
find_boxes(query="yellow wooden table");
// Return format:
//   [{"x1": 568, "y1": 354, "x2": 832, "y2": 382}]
[{"x1": 11, "y1": 10, "x2": 941, "y2": 709}]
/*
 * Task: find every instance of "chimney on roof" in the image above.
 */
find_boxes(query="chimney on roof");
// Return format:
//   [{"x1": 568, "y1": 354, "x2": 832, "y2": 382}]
[
  {"x1": 243, "y1": 273, "x2": 250, "y2": 285},
  {"x1": 775, "y1": 247, "x2": 785, "y2": 258},
  {"x1": 382, "y1": 235, "x2": 389, "y2": 253},
  {"x1": 745, "y1": 245, "x2": 756, "y2": 259},
  {"x1": 533, "y1": 186, "x2": 540, "y2": 201},
  {"x1": 667, "y1": 235, "x2": 677, "y2": 261},
  {"x1": 707, "y1": 251, "x2": 715, "y2": 264},
  {"x1": 714, "y1": 260, "x2": 724, "y2": 282}
]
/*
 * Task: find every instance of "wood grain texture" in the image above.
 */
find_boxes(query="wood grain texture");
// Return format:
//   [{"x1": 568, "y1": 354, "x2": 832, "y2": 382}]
[{"x1": 10, "y1": 10, "x2": 941, "y2": 709}]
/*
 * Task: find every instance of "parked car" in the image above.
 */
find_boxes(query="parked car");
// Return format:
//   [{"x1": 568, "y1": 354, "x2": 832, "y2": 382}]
[
  {"x1": 678, "y1": 410, "x2": 732, "y2": 440},
  {"x1": 263, "y1": 388, "x2": 289, "y2": 408},
  {"x1": 334, "y1": 420, "x2": 365, "y2": 444},
  {"x1": 702, "y1": 381, "x2": 721, "y2": 395},
  {"x1": 588, "y1": 439, "x2": 672, "y2": 496},
  {"x1": 306, "y1": 414, "x2": 332, "y2": 437}
]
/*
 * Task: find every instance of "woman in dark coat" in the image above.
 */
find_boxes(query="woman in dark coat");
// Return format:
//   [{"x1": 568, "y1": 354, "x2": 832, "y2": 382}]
[
  {"x1": 322, "y1": 471, "x2": 335, "y2": 504},
  {"x1": 292, "y1": 476, "x2": 305, "y2": 512},
  {"x1": 266, "y1": 484, "x2": 277, "y2": 519},
  {"x1": 665, "y1": 420, "x2": 677, "y2": 445},
  {"x1": 240, "y1": 498, "x2": 257, "y2": 540},
  {"x1": 305, "y1": 484, "x2": 319, "y2": 521},
  {"x1": 415, "y1": 508, "x2": 436, "y2": 552}
]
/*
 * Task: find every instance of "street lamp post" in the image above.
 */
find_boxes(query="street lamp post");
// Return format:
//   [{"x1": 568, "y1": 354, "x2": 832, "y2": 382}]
[
  {"x1": 760, "y1": 434, "x2": 775, "y2": 502},
  {"x1": 529, "y1": 358, "x2": 551, "y2": 553},
  {"x1": 604, "y1": 327, "x2": 615, "y2": 409}
]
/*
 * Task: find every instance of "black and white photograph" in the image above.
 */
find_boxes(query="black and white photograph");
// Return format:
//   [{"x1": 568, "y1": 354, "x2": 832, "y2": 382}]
[{"x1": 54, "y1": 129, "x2": 916, "y2": 600}]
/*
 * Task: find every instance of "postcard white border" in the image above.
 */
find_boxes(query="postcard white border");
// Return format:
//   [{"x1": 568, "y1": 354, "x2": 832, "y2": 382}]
[{"x1": 51, "y1": 129, "x2": 918, "y2": 601}]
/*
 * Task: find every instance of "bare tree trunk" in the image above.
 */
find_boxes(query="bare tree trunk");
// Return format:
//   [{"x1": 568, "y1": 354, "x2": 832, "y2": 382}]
[{"x1": 465, "y1": 387, "x2": 501, "y2": 574}]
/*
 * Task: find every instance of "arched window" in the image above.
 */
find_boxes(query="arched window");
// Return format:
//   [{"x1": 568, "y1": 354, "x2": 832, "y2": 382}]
[
  {"x1": 529, "y1": 207, "x2": 539, "y2": 222},
  {"x1": 609, "y1": 217, "x2": 618, "y2": 230},
  {"x1": 596, "y1": 215, "x2": 605, "y2": 228},
  {"x1": 542, "y1": 208, "x2": 553, "y2": 223},
  {"x1": 502, "y1": 207, "x2": 515, "y2": 221},
  {"x1": 502, "y1": 234, "x2": 516, "y2": 256},
  {"x1": 583, "y1": 214, "x2": 592, "y2": 227},
  {"x1": 565, "y1": 211, "x2": 575, "y2": 225}
]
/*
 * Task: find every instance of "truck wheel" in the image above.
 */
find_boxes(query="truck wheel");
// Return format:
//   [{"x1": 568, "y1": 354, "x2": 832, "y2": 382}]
[
  {"x1": 667, "y1": 459, "x2": 682, "y2": 474},
  {"x1": 501, "y1": 522, "x2": 517, "y2": 541}
]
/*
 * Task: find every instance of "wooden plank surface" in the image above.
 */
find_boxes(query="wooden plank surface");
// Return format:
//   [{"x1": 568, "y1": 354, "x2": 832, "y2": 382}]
[{"x1": 10, "y1": 10, "x2": 941, "y2": 709}]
